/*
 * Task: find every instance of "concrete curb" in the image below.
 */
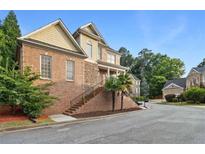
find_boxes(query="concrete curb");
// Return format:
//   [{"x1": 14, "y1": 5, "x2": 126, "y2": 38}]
[{"x1": 0, "y1": 109, "x2": 144, "y2": 133}]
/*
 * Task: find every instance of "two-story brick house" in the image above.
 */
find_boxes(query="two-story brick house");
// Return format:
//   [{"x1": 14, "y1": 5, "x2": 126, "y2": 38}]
[{"x1": 14, "y1": 19, "x2": 138, "y2": 115}]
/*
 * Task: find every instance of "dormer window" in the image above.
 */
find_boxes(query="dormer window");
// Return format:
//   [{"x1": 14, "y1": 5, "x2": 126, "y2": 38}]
[{"x1": 86, "y1": 41, "x2": 92, "y2": 59}]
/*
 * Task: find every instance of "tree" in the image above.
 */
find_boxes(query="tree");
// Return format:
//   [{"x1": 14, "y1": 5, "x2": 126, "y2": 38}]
[
  {"x1": 130, "y1": 49, "x2": 185, "y2": 97},
  {"x1": 0, "y1": 64, "x2": 56, "y2": 117},
  {"x1": 105, "y1": 76, "x2": 120, "y2": 112},
  {"x1": 140, "y1": 77, "x2": 149, "y2": 98},
  {"x1": 1, "y1": 11, "x2": 21, "y2": 67},
  {"x1": 198, "y1": 58, "x2": 205, "y2": 68},
  {"x1": 149, "y1": 76, "x2": 167, "y2": 97},
  {"x1": 118, "y1": 73, "x2": 132, "y2": 110},
  {"x1": 119, "y1": 47, "x2": 134, "y2": 67}
]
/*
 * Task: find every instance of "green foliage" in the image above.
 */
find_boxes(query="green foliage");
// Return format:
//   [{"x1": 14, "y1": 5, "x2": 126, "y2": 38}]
[
  {"x1": 121, "y1": 48, "x2": 185, "y2": 98},
  {"x1": 105, "y1": 76, "x2": 121, "y2": 111},
  {"x1": 118, "y1": 73, "x2": 132, "y2": 93},
  {"x1": 117, "y1": 73, "x2": 132, "y2": 110},
  {"x1": 198, "y1": 58, "x2": 205, "y2": 68},
  {"x1": 140, "y1": 77, "x2": 149, "y2": 97},
  {"x1": 0, "y1": 11, "x2": 21, "y2": 68},
  {"x1": 105, "y1": 76, "x2": 120, "y2": 92},
  {"x1": 164, "y1": 94, "x2": 176, "y2": 102},
  {"x1": 149, "y1": 76, "x2": 167, "y2": 97},
  {"x1": 119, "y1": 47, "x2": 134, "y2": 67},
  {"x1": 0, "y1": 65, "x2": 56, "y2": 118},
  {"x1": 184, "y1": 87, "x2": 205, "y2": 104},
  {"x1": 135, "y1": 96, "x2": 146, "y2": 101}
]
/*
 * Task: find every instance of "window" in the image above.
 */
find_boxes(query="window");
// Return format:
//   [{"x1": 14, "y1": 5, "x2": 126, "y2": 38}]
[
  {"x1": 86, "y1": 41, "x2": 92, "y2": 59},
  {"x1": 40, "y1": 55, "x2": 52, "y2": 79},
  {"x1": 107, "y1": 53, "x2": 115, "y2": 64},
  {"x1": 67, "y1": 61, "x2": 75, "y2": 81},
  {"x1": 98, "y1": 46, "x2": 102, "y2": 60}
]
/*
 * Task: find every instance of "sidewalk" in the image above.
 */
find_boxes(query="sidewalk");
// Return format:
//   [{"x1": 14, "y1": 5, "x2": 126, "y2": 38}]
[{"x1": 0, "y1": 109, "x2": 142, "y2": 133}]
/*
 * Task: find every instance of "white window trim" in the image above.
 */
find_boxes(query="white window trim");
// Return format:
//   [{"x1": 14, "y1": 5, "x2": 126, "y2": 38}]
[
  {"x1": 107, "y1": 53, "x2": 115, "y2": 64},
  {"x1": 162, "y1": 83, "x2": 184, "y2": 90},
  {"x1": 40, "y1": 55, "x2": 52, "y2": 80},
  {"x1": 86, "y1": 41, "x2": 93, "y2": 59},
  {"x1": 66, "y1": 60, "x2": 75, "y2": 82}
]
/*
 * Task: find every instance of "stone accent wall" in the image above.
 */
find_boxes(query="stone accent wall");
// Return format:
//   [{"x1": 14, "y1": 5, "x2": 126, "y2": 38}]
[
  {"x1": 186, "y1": 70, "x2": 201, "y2": 89},
  {"x1": 22, "y1": 43, "x2": 85, "y2": 115},
  {"x1": 84, "y1": 61, "x2": 99, "y2": 89}
]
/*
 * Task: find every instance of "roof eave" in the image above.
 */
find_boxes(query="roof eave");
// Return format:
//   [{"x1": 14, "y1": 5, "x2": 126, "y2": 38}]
[{"x1": 18, "y1": 38, "x2": 88, "y2": 59}]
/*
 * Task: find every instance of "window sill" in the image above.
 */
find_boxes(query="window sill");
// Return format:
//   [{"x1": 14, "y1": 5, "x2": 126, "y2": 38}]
[
  {"x1": 66, "y1": 80, "x2": 74, "y2": 82},
  {"x1": 40, "y1": 77, "x2": 52, "y2": 81}
]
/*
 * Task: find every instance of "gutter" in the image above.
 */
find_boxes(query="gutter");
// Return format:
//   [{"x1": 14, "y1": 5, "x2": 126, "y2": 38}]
[{"x1": 18, "y1": 38, "x2": 88, "y2": 59}]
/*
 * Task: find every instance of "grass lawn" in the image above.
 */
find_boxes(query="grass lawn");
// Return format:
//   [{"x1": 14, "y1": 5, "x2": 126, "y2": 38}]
[
  {"x1": 157, "y1": 101, "x2": 205, "y2": 107},
  {"x1": 0, "y1": 117, "x2": 54, "y2": 131}
]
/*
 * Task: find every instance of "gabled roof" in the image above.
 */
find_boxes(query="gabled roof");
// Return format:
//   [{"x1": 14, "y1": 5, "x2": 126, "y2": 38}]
[
  {"x1": 74, "y1": 22, "x2": 122, "y2": 56},
  {"x1": 163, "y1": 78, "x2": 186, "y2": 89},
  {"x1": 18, "y1": 19, "x2": 87, "y2": 57},
  {"x1": 192, "y1": 66, "x2": 205, "y2": 73},
  {"x1": 79, "y1": 22, "x2": 108, "y2": 45}
]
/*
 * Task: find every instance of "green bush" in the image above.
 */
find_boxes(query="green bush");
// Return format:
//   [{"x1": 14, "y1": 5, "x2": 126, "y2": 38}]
[
  {"x1": 135, "y1": 96, "x2": 145, "y2": 101},
  {"x1": 0, "y1": 65, "x2": 56, "y2": 118},
  {"x1": 184, "y1": 87, "x2": 205, "y2": 104},
  {"x1": 177, "y1": 93, "x2": 186, "y2": 102},
  {"x1": 165, "y1": 94, "x2": 176, "y2": 102}
]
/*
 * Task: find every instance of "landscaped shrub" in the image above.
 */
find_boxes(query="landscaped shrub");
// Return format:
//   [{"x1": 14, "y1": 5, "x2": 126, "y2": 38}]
[
  {"x1": 0, "y1": 65, "x2": 56, "y2": 118},
  {"x1": 184, "y1": 87, "x2": 205, "y2": 104},
  {"x1": 177, "y1": 93, "x2": 186, "y2": 102},
  {"x1": 164, "y1": 94, "x2": 176, "y2": 102},
  {"x1": 172, "y1": 97, "x2": 178, "y2": 102}
]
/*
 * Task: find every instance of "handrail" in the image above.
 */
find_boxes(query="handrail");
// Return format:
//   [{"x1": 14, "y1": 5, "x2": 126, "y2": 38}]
[{"x1": 70, "y1": 80, "x2": 104, "y2": 107}]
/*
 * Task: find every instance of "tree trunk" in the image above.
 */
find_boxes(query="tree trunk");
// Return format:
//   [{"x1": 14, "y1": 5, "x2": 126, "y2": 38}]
[
  {"x1": 12, "y1": 104, "x2": 16, "y2": 115},
  {"x1": 112, "y1": 91, "x2": 115, "y2": 112},
  {"x1": 121, "y1": 92, "x2": 124, "y2": 110}
]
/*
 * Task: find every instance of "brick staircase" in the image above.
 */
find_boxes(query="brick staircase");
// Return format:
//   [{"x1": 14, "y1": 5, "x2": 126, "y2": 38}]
[{"x1": 64, "y1": 81, "x2": 104, "y2": 115}]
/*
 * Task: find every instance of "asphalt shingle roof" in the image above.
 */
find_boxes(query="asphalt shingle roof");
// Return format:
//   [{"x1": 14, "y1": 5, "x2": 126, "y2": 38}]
[
  {"x1": 193, "y1": 66, "x2": 205, "y2": 73},
  {"x1": 163, "y1": 78, "x2": 186, "y2": 89}
]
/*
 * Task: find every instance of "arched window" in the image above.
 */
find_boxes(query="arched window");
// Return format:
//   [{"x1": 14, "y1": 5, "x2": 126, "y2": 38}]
[{"x1": 86, "y1": 41, "x2": 92, "y2": 59}]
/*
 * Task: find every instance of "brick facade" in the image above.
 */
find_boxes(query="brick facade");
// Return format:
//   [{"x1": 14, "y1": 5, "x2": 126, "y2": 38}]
[
  {"x1": 73, "y1": 90, "x2": 138, "y2": 115},
  {"x1": 0, "y1": 20, "x2": 139, "y2": 116},
  {"x1": 22, "y1": 43, "x2": 85, "y2": 115}
]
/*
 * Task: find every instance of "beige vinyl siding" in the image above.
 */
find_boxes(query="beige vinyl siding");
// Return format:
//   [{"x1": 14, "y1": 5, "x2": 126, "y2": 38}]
[
  {"x1": 80, "y1": 34, "x2": 98, "y2": 61},
  {"x1": 83, "y1": 26, "x2": 98, "y2": 35},
  {"x1": 29, "y1": 24, "x2": 79, "y2": 52}
]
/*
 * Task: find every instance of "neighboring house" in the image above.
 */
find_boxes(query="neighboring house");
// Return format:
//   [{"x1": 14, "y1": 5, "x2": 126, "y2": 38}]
[
  {"x1": 162, "y1": 66, "x2": 205, "y2": 98},
  {"x1": 13, "y1": 19, "x2": 138, "y2": 115},
  {"x1": 129, "y1": 74, "x2": 141, "y2": 97},
  {"x1": 186, "y1": 67, "x2": 205, "y2": 89},
  {"x1": 162, "y1": 78, "x2": 186, "y2": 98}
]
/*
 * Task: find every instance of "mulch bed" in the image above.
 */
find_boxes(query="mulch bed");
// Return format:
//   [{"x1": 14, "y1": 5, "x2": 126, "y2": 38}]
[
  {"x1": 72, "y1": 107, "x2": 141, "y2": 118},
  {"x1": 0, "y1": 115, "x2": 48, "y2": 123}
]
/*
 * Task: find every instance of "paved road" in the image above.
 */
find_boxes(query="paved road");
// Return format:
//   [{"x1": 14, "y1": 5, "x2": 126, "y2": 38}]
[{"x1": 1, "y1": 103, "x2": 205, "y2": 144}]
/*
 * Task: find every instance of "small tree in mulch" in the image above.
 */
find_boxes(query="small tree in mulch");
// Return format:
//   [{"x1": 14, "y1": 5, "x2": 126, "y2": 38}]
[
  {"x1": 105, "y1": 76, "x2": 120, "y2": 112},
  {"x1": 0, "y1": 65, "x2": 56, "y2": 118}
]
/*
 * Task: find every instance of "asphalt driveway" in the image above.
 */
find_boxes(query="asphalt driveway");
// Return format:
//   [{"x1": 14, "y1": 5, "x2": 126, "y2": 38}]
[{"x1": 1, "y1": 103, "x2": 205, "y2": 144}]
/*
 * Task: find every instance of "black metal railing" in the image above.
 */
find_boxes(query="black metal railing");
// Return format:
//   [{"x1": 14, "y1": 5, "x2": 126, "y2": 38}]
[{"x1": 70, "y1": 80, "x2": 104, "y2": 108}]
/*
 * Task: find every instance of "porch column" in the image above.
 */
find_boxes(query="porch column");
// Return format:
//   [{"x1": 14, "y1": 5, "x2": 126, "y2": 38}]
[{"x1": 107, "y1": 68, "x2": 110, "y2": 77}]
